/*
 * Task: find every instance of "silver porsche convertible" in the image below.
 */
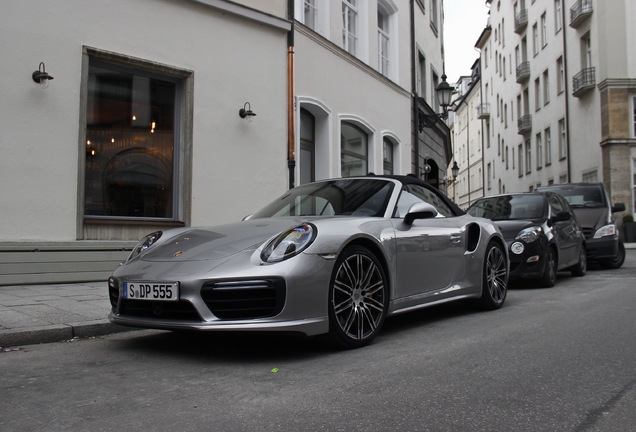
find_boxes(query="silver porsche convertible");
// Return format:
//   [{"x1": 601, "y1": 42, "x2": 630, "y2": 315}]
[{"x1": 108, "y1": 176, "x2": 509, "y2": 348}]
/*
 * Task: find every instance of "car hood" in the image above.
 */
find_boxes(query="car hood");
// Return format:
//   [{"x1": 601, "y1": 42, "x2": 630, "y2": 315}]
[
  {"x1": 492, "y1": 219, "x2": 541, "y2": 241},
  {"x1": 139, "y1": 218, "x2": 312, "y2": 262},
  {"x1": 571, "y1": 207, "x2": 609, "y2": 230}
]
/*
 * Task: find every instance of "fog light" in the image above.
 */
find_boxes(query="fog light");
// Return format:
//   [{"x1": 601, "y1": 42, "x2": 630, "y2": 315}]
[
  {"x1": 527, "y1": 255, "x2": 540, "y2": 263},
  {"x1": 511, "y1": 242, "x2": 524, "y2": 255}
]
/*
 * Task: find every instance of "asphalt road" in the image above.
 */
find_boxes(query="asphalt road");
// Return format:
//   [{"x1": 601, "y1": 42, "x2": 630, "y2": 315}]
[{"x1": 2, "y1": 252, "x2": 635, "y2": 432}]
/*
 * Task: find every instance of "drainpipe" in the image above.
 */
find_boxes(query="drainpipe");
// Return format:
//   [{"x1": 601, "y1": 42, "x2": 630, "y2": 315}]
[
  {"x1": 561, "y1": 0, "x2": 572, "y2": 182},
  {"x1": 287, "y1": 0, "x2": 296, "y2": 189},
  {"x1": 410, "y1": 0, "x2": 420, "y2": 175}
]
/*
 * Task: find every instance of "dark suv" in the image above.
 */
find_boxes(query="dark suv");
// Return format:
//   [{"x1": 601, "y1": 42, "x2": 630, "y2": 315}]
[{"x1": 537, "y1": 183, "x2": 626, "y2": 268}]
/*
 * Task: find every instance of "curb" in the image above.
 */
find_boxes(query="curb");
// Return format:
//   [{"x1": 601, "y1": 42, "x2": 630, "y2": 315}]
[{"x1": 0, "y1": 320, "x2": 135, "y2": 348}]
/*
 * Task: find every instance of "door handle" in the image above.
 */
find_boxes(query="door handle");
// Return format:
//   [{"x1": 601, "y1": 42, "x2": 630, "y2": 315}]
[{"x1": 450, "y1": 234, "x2": 462, "y2": 243}]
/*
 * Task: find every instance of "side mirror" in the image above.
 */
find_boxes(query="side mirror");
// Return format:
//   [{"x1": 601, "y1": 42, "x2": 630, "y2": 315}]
[
  {"x1": 612, "y1": 203, "x2": 626, "y2": 213},
  {"x1": 404, "y1": 202, "x2": 438, "y2": 225},
  {"x1": 553, "y1": 211, "x2": 572, "y2": 222}
]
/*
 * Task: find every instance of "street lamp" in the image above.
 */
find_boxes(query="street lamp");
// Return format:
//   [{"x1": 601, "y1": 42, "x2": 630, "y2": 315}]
[
  {"x1": 451, "y1": 161, "x2": 460, "y2": 181},
  {"x1": 419, "y1": 74, "x2": 455, "y2": 129}
]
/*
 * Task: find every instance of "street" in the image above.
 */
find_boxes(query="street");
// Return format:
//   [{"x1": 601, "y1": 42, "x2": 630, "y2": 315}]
[{"x1": 2, "y1": 252, "x2": 635, "y2": 432}]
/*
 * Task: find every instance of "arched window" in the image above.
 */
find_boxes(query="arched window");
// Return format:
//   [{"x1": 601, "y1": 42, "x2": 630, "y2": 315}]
[
  {"x1": 383, "y1": 137, "x2": 394, "y2": 174},
  {"x1": 299, "y1": 108, "x2": 316, "y2": 184},
  {"x1": 341, "y1": 122, "x2": 368, "y2": 177}
]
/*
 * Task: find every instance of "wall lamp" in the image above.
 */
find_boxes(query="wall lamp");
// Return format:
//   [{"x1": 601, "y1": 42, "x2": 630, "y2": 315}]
[
  {"x1": 239, "y1": 102, "x2": 257, "y2": 120},
  {"x1": 419, "y1": 74, "x2": 454, "y2": 130},
  {"x1": 32, "y1": 62, "x2": 54, "y2": 89}
]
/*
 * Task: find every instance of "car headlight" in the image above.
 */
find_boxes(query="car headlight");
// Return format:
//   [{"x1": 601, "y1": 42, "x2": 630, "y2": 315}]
[
  {"x1": 261, "y1": 224, "x2": 317, "y2": 263},
  {"x1": 593, "y1": 224, "x2": 616, "y2": 239},
  {"x1": 128, "y1": 231, "x2": 163, "y2": 261},
  {"x1": 516, "y1": 226, "x2": 542, "y2": 243}
]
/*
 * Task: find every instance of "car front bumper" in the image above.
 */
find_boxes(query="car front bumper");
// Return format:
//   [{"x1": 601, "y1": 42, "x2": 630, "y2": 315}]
[
  {"x1": 585, "y1": 236, "x2": 619, "y2": 261},
  {"x1": 108, "y1": 251, "x2": 334, "y2": 336}
]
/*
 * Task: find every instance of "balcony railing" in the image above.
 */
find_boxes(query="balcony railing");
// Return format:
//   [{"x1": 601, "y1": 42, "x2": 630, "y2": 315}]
[
  {"x1": 570, "y1": 0, "x2": 593, "y2": 28},
  {"x1": 516, "y1": 61, "x2": 530, "y2": 83},
  {"x1": 572, "y1": 67, "x2": 596, "y2": 97},
  {"x1": 517, "y1": 114, "x2": 532, "y2": 135},
  {"x1": 477, "y1": 103, "x2": 490, "y2": 119},
  {"x1": 514, "y1": 9, "x2": 528, "y2": 33}
]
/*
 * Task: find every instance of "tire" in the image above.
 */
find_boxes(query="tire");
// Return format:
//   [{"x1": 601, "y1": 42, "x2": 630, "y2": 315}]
[
  {"x1": 570, "y1": 245, "x2": 587, "y2": 277},
  {"x1": 600, "y1": 240, "x2": 625, "y2": 269},
  {"x1": 479, "y1": 241, "x2": 508, "y2": 310},
  {"x1": 539, "y1": 248, "x2": 557, "y2": 288},
  {"x1": 327, "y1": 245, "x2": 388, "y2": 348}
]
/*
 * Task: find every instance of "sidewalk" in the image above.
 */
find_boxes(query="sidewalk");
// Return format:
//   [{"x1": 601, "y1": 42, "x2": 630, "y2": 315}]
[
  {"x1": 0, "y1": 281, "x2": 134, "y2": 349},
  {"x1": 2, "y1": 244, "x2": 636, "y2": 349}
]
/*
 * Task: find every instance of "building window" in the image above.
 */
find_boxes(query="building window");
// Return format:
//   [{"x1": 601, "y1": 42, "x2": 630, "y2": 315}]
[
  {"x1": 304, "y1": 0, "x2": 318, "y2": 30},
  {"x1": 518, "y1": 144, "x2": 524, "y2": 177},
  {"x1": 341, "y1": 122, "x2": 368, "y2": 176},
  {"x1": 536, "y1": 133, "x2": 543, "y2": 169},
  {"x1": 554, "y1": 0, "x2": 563, "y2": 32},
  {"x1": 84, "y1": 55, "x2": 188, "y2": 221},
  {"x1": 535, "y1": 78, "x2": 541, "y2": 111},
  {"x1": 543, "y1": 69, "x2": 550, "y2": 105},
  {"x1": 525, "y1": 138, "x2": 532, "y2": 174},
  {"x1": 541, "y1": 12, "x2": 547, "y2": 48},
  {"x1": 377, "y1": 8, "x2": 390, "y2": 76},
  {"x1": 582, "y1": 170, "x2": 598, "y2": 183},
  {"x1": 557, "y1": 56, "x2": 565, "y2": 94},
  {"x1": 558, "y1": 118, "x2": 567, "y2": 160},
  {"x1": 383, "y1": 137, "x2": 394, "y2": 175},
  {"x1": 582, "y1": 31, "x2": 592, "y2": 68},
  {"x1": 487, "y1": 163, "x2": 492, "y2": 190},
  {"x1": 430, "y1": 0, "x2": 439, "y2": 32},
  {"x1": 544, "y1": 127, "x2": 552, "y2": 165},
  {"x1": 300, "y1": 108, "x2": 316, "y2": 185},
  {"x1": 418, "y1": 52, "x2": 427, "y2": 99},
  {"x1": 432, "y1": 71, "x2": 440, "y2": 113},
  {"x1": 532, "y1": 23, "x2": 539, "y2": 56},
  {"x1": 342, "y1": 0, "x2": 358, "y2": 56}
]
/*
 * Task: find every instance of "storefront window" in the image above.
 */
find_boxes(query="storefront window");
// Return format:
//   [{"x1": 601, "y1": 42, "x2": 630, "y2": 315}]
[{"x1": 84, "y1": 61, "x2": 177, "y2": 219}]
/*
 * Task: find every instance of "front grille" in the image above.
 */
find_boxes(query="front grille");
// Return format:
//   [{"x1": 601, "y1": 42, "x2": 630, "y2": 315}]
[
  {"x1": 201, "y1": 278, "x2": 286, "y2": 320},
  {"x1": 119, "y1": 299, "x2": 202, "y2": 321}
]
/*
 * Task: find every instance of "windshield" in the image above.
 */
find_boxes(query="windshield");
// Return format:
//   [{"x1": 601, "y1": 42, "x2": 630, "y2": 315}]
[
  {"x1": 541, "y1": 185, "x2": 605, "y2": 208},
  {"x1": 252, "y1": 179, "x2": 395, "y2": 218},
  {"x1": 468, "y1": 194, "x2": 547, "y2": 221}
]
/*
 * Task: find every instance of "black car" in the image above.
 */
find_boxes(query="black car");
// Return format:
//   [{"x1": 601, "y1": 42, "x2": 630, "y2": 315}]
[
  {"x1": 536, "y1": 183, "x2": 626, "y2": 269},
  {"x1": 468, "y1": 192, "x2": 586, "y2": 287}
]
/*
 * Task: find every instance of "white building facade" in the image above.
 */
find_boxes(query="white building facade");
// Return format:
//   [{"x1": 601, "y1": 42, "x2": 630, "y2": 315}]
[
  {"x1": 452, "y1": 62, "x2": 484, "y2": 209},
  {"x1": 477, "y1": 0, "x2": 636, "y2": 219}
]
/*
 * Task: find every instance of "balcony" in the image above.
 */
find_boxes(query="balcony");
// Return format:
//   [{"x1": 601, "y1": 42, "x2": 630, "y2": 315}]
[
  {"x1": 477, "y1": 103, "x2": 490, "y2": 119},
  {"x1": 514, "y1": 9, "x2": 528, "y2": 34},
  {"x1": 517, "y1": 114, "x2": 532, "y2": 135},
  {"x1": 572, "y1": 67, "x2": 596, "y2": 97},
  {"x1": 570, "y1": 0, "x2": 593, "y2": 28},
  {"x1": 516, "y1": 62, "x2": 530, "y2": 83}
]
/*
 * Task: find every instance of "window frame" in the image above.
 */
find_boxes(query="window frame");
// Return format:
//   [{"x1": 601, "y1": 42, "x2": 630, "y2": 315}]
[{"x1": 79, "y1": 47, "x2": 193, "y2": 236}]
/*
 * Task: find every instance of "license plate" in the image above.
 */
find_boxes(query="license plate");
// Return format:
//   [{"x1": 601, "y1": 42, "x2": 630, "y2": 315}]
[{"x1": 123, "y1": 281, "x2": 179, "y2": 301}]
